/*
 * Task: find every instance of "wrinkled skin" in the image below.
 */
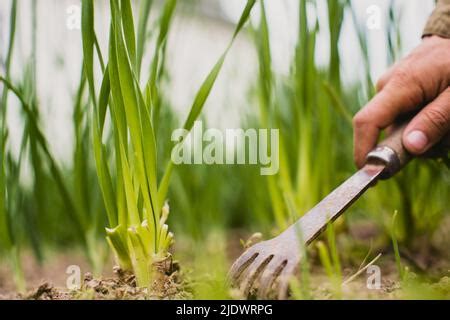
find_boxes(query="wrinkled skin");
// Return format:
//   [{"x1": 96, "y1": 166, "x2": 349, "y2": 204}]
[{"x1": 353, "y1": 35, "x2": 450, "y2": 168}]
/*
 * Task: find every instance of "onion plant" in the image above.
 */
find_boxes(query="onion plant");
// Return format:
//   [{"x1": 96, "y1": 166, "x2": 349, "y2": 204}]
[
  {"x1": 0, "y1": 0, "x2": 24, "y2": 292},
  {"x1": 244, "y1": 0, "x2": 351, "y2": 231},
  {"x1": 81, "y1": 0, "x2": 256, "y2": 287},
  {"x1": 1, "y1": 0, "x2": 108, "y2": 284}
]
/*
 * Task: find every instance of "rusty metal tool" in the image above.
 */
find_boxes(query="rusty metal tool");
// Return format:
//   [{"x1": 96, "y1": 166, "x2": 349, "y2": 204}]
[{"x1": 229, "y1": 123, "x2": 412, "y2": 299}]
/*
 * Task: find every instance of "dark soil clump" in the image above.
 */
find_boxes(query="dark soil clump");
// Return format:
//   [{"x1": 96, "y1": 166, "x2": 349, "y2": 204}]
[{"x1": 15, "y1": 261, "x2": 188, "y2": 300}]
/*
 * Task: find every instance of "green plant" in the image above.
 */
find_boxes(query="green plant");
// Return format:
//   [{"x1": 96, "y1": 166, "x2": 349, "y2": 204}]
[
  {"x1": 316, "y1": 224, "x2": 342, "y2": 298},
  {"x1": 0, "y1": 0, "x2": 110, "y2": 284},
  {"x1": 391, "y1": 210, "x2": 404, "y2": 280},
  {"x1": 244, "y1": 0, "x2": 351, "y2": 232},
  {"x1": 81, "y1": 0, "x2": 256, "y2": 287},
  {"x1": 188, "y1": 232, "x2": 231, "y2": 299},
  {"x1": 0, "y1": 0, "x2": 25, "y2": 291}
]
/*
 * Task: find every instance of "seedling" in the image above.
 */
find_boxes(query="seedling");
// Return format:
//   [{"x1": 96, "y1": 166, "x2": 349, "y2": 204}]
[{"x1": 81, "y1": 0, "x2": 256, "y2": 287}]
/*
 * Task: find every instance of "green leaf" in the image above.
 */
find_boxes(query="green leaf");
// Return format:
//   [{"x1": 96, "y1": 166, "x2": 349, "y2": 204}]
[
  {"x1": 81, "y1": 0, "x2": 97, "y2": 109},
  {"x1": 92, "y1": 112, "x2": 117, "y2": 226},
  {"x1": 158, "y1": 0, "x2": 256, "y2": 203},
  {"x1": 110, "y1": 0, "x2": 157, "y2": 223},
  {"x1": 106, "y1": 226, "x2": 132, "y2": 270},
  {"x1": 120, "y1": 0, "x2": 137, "y2": 71},
  {"x1": 136, "y1": 0, "x2": 153, "y2": 75},
  {"x1": 118, "y1": 139, "x2": 140, "y2": 226},
  {"x1": 0, "y1": 0, "x2": 17, "y2": 252},
  {"x1": 0, "y1": 76, "x2": 87, "y2": 245},
  {"x1": 146, "y1": 0, "x2": 177, "y2": 122}
]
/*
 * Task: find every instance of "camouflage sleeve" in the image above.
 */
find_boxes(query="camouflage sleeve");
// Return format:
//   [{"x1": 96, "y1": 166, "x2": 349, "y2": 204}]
[{"x1": 423, "y1": 0, "x2": 450, "y2": 38}]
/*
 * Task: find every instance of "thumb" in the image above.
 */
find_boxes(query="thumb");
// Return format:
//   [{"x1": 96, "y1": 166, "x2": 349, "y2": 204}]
[{"x1": 403, "y1": 88, "x2": 450, "y2": 155}]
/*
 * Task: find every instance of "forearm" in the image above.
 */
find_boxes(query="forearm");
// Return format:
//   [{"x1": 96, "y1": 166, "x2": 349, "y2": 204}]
[{"x1": 423, "y1": 0, "x2": 450, "y2": 38}]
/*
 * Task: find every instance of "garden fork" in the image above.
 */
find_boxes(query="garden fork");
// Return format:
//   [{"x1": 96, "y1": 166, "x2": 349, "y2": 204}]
[{"x1": 229, "y1": 122, "x2": 411, "y2": 299}]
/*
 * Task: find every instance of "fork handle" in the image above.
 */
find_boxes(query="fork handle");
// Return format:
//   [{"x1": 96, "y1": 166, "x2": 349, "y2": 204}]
[{"x1": 366, "y1": 121, "x2": 412, "y2": 179}]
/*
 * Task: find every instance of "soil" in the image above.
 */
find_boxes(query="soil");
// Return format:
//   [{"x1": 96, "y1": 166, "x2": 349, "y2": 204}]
[
  {"x1": 22, "y1": 265, "x2": 186, "y2": 300},
  {"x1": 0, "y1": 252, "x2": 187, "y2": 300},
  {"x1": 0, "y1": 219, "x2": 449, "y2": 300},
  {"x1": 4, "y1": 252, "x2": 446, "y2": 300},
  {"x1": 0, "y1": 250, "x2": 96, "y2": 299}
]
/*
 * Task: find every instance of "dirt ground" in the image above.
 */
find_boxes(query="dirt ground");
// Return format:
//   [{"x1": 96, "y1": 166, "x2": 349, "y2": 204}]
[
  {"x1": 1, "y1": 250, "x2": 448, "y2": 300},
  {"x1": 0, "y1": 219, "x2": 449, "y2": 300}
]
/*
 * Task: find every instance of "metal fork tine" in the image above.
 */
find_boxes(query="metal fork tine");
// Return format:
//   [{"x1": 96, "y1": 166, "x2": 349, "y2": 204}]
[
  {"x1": 228, "y1": 250, "x2": 259, "y2": 283},
  {"x1": 257, "y1": 258, "x2": 286, "y2": 299},
  {"x1": 239, "y1": 255, "x2": 273, "y2": 296},
  {"x1": 277, "y1": 262, "x2": 297, "y2": 300}
]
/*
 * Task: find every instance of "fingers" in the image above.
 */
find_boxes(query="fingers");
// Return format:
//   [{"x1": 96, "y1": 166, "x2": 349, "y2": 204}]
[
  {"x1": 403, "y1": 88, "x2": 450, "y2": 155},
  {"x1": 353, "y1": 75, "x2": 423, "y2": 168},
  {"x1": 375, "y1": 64, "x2": 396, "y2": 92},
  {"x1": 353, "y1": 36, "x2": 450, "y2": 167}
]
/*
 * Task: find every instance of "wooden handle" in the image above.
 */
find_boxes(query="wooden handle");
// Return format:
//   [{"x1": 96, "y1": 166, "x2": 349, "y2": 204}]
[{"x1": 366, "y1": 122, "x2": 412, "y2": 179}]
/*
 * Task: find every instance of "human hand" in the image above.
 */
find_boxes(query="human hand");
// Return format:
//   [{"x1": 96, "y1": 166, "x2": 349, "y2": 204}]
[{"x1": 353, "y1": 35, "x2": 450, "y2": 168}]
